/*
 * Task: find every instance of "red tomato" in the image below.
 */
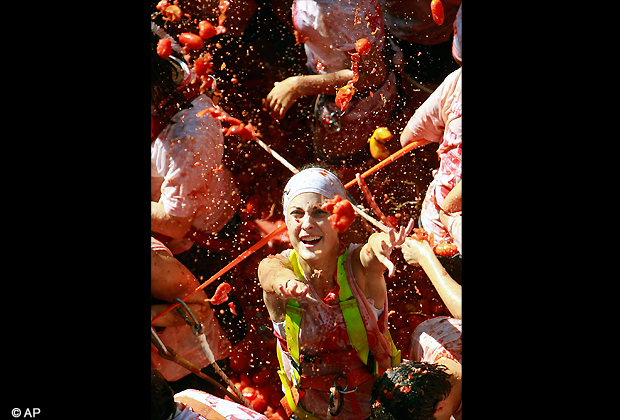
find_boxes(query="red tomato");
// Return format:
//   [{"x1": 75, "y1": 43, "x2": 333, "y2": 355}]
[
  {"x1": 245, "y1": 197, "x2": 260, "y2": 218},
  {"x1": 270, "y1": 387, "x2": 285, "y2": 407},
  {"x1": 327, "y1": 197, "x2": 356, "y2": 233},
  {"x1": 355, "y1": 38, "x2": 371, "y2": 55},
  {"x1": 335, "y1": 83, "x2": 356, "y2": 112},
  {"x1": 433, "y1": 242, "x2": 458, "y2": 257},
  {"x1": 242, "y1": 386, "x2": 257, "y2": 401},
  {"x1": 430, "y1": 0, "x2": 444, "y2": 25},
  {"x1": 178, "y1": 32, "x2": 204, "y2": 50},
  {"x1": 156, "y1": 38, "x2": 172, "y2": 59},
  {"x1": 193, "y1": 54, "x2": 213, "y2": 77},
  {"x1": 275, "y1": 407, "x2": 288, "y2": 420},
  {"x1": 239, "y1": 372, "x2": 253, "y2": 388},
  {"x1": 210, "y1": 282, "x2": 231, "y2": 305},
  {"x1": 199, "y1": 20, "x2": 217, "y2": 39},
  {"x1": 251, "y1": 395, "x2": 268, "y2": 413}
]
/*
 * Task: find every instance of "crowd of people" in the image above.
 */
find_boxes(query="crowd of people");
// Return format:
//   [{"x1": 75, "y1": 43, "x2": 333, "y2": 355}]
[{"x1": 151, "y1": 1, "x2": 461, "y2": 419}]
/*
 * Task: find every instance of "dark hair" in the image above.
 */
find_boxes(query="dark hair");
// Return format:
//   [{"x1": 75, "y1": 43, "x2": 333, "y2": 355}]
[
  {"x1": 370, "y1": 360, "x2": 453, "y2": 420},
  {"x1": 151, "y1": 31, "x2": 193, "y2": 125},
  {"x1": 151, "y1": 368, "x2": 177, "y2": 420}
]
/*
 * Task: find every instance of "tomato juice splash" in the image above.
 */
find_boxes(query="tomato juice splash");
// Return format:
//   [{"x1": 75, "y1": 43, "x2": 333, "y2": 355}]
[
  {"x1": 151, "y1": 4, "x2": 457, "y2": 415},
  {"x1": 334, "y1": 38, "x2": 371, "y2": 112},
  {"x1": 321, "y1": 194, "x2": 356, "y2": 233}
]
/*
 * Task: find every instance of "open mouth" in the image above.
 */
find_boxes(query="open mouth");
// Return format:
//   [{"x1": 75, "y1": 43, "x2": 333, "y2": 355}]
[{"x1": 300, "y1": 235, "x2": 321, "y2": 246}]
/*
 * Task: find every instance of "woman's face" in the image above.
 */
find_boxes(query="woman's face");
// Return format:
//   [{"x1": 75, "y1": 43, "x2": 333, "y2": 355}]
[{"x1": 286, "y1": 192, "x2": 339, "y2": 263}]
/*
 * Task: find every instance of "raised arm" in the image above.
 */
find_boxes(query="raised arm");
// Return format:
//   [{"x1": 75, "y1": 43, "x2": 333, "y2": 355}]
[
  {"x1": 258, "y1": 254, "x2": 319, "y2": 322},
  {"x1": 356, "y1": 220, "x2": 414, "y2": 308},
  {"x1": 265, "y1": 41, "x2": 387, "y2": 120},
  {"x1": 150, "y1": 249, "x2": 211, "y2": 327},
  {"x1": 400, "y1": 238, "x2": 462, "y2": 319}
]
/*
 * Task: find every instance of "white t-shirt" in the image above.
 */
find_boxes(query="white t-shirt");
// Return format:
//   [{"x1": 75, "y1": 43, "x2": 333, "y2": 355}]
[
  {"x1": 292, "y1": 0, "x2": 385, "y2": 74},
  {"x1": 151, "y1": 94, "x2": 239, "y2": 239}
]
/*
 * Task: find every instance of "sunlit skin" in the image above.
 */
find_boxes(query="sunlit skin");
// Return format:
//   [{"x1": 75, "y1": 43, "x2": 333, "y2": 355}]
[
  {"x1": 258, "y1": 192, "x2": 414, "y2": 323},
  {"x1": 151, "y1": 248, "x2": 211, "y2": 327},
  {"x1": 264, "y1": 42, "x2": 387, "y2": 120},
  {"x1": 400, "y1": 238, "x2": 461, "y2": 319},
  {"x1": 432, "y1": 357, "x2": 462, "y2": 419}
]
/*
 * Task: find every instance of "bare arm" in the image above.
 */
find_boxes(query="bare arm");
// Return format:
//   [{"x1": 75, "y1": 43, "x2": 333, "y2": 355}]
[
  {"x1": 265, "y1": 42, "x2": 387, "y2": 120},
  {"x1": 151, "y1": 200, "x2": 194, "y2": 238},
  {"x1": 401, "y1": 238, "x2": 462, "y2": 319},
  {"x1": 357, "y1": 220, "x2": 414, "y2": 308},
  {"x1": 151, "y1": 249, "x2": 211, "y2": 327},
  {"x1": 258, "y1": 254, "x2": 319, "y2": 322}
]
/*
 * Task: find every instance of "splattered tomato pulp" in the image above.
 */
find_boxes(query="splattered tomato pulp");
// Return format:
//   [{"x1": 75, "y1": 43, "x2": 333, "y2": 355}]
[{"x1": 151, "y1": 4, "x2": 459, "y2": 418}]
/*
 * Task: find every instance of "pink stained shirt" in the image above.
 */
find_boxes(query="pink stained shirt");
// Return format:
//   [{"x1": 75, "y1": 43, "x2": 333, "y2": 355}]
[
  {"x1": 272, "y1": 244, "x2": 394, "y2": 420},
  {"x1": 410, "y1": 316, "x2": 462, "y2": 420},
  {"x1": 174, "y1": 389, "x2": 269, "y2": 420},
  {"x1": 405, "y1": 67, "x2": 461, "y2": 246},
  {"x1": 151, "y1": 94, "x2": 240, "y2": 252},
  {"x1": 292, "y1": 0, "x2": 385, "y2": 75}
]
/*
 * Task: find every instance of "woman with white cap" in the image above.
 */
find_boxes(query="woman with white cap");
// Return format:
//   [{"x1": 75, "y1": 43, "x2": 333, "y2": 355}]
[{"x1": 258, "y1": 167, "x2": 414, "y2": 420}]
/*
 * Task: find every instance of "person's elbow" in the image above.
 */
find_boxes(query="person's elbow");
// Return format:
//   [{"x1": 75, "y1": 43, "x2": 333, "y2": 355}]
[{"x1": 165, "y1": 215, "x2": 194, "y2": 238}]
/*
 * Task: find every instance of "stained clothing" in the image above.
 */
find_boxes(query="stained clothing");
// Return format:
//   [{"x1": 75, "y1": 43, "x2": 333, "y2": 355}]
[
  {"x1": 405, "y1": 67, "x2": 461, "y2": 250},
  {"x1": 292, "y1": 0, "x2": 399, "y2": 159},
  {"x1": 410, "y1": 316, "x2": 462, "y2": 420},
  {"x1": 173, "y1": 389, "x2": 269, "y2": 420},
  {"x1": 151, "y1": 61, "x2": 239, "y2": 254},
  {"x1": 150, "y1": 238, "x2": 231, "y2": 382},
  {"x1": 292, "y1": 0, "x2": 385, "y2": 75},
  {"x1": 273, "y1": 245, "x2": 395, "y2": 419},
  {"x1": 380, "y1": 0, "x2": 460, "y2": 45}
]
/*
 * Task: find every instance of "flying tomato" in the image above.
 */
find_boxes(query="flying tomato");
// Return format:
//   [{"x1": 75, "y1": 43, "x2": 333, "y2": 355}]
[
  {"x1": 210, "y1": 282, "x2": 231, "y2": 305},
  {"x1": 156, "y1": 38, "x2": 172, "y2": 59},
  {"x1": 355, "y1": 38, "x2": 371, "y2": 55},
  {"x1": 178, "y1": 32, "x2": 204, "y2": 50},
  {"x1": 335, "y1": 82, "x2": 356, "y2": 112},
  {"x1": 321, "y1": 195, "x2": 356, "y2": 233},
  {"x1": 199, "y1": 20, "x2": 217, "y2": 39},
  {"x1": 433, "y1": 242, "x2": 458, "y2": 257},
  {"x1": 193, "y1": 53, "x2": 214, "y2": 77},
  {"x1": 430, "y1": 0, "x2": 444, "y2": 25}
]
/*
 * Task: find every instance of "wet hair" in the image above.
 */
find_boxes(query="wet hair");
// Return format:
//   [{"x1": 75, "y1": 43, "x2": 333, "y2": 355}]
[
  {"x1": 151, "y1": 368, "x2": 177, "y2": 420},
  {"x1": 151, "y1": 30, "x2": 193, "y2": 125},
  {"x1": 370, "y1": 360, "x2": 453, "y2": 420}
]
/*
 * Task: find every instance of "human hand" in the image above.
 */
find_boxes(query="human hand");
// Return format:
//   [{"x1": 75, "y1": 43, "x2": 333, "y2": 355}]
[
  {"x1": 373, "y1": 219, "x2": 415, "y2": 277},
  {"x1": 278, "y1": 279, "x2": 320, "y2": 305},
  {"x1": 401, "y1": 236, "x2": 433, "y2": 266},
  {"x1": 265, "y1": 76, "x2": 303, "y2": 120}
]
